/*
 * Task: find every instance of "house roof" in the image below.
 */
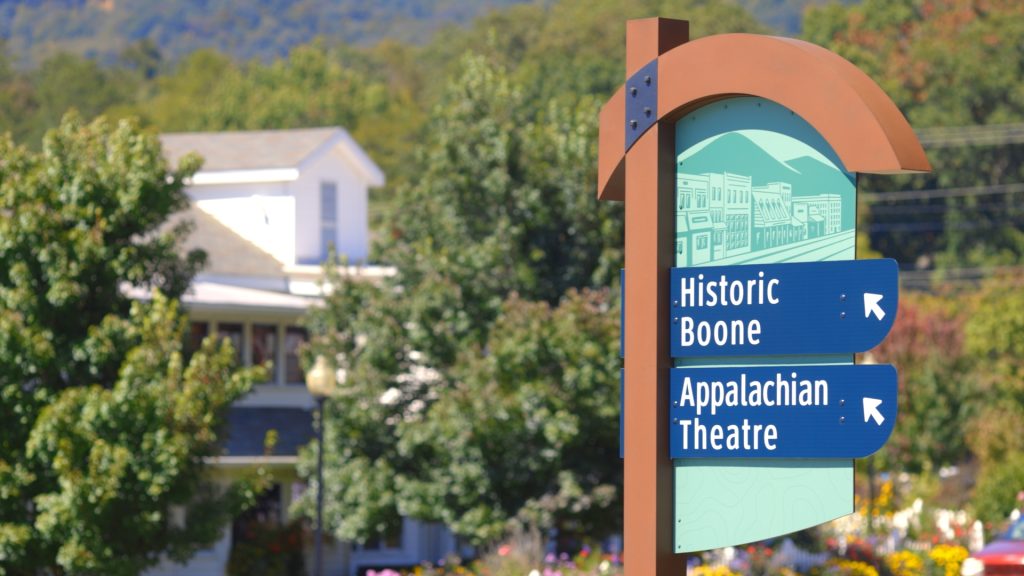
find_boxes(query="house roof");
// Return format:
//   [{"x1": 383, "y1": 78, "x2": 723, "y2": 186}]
[
  {"x1": 164, "y1": 205, "x2": 286, "y2": 279},
  {"x1": 223, "y1": 407, "x2": 314, "y2": 457},
  {"x1": 183, "y1": 281, "x2": 315, "y2": 313},
  {"x1": 160, "y1": 127, "x2": 385, "y2": 186},
  {"x1": 122, "y1": 279, "x2": 316, "y2": 313}
]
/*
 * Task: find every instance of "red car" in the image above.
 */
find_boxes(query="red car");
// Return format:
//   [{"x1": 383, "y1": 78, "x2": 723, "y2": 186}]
[{"x1": 962, "y1": 517, "x2": 1024, "y2": 575}]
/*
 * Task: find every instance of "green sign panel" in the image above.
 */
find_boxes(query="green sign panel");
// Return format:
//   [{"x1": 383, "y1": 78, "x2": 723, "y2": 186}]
[{"x1": 674, "y1": 96, "x2": 856, "y2": 553}]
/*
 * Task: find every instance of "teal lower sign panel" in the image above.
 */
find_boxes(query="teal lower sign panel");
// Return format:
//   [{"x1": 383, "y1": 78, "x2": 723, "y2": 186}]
[
  {"x1": 670, "y1": 364, "x2": 897, "y2": 458},
  {"x1": 674, "y1": 459, "x2": 854, "y2": 553}
]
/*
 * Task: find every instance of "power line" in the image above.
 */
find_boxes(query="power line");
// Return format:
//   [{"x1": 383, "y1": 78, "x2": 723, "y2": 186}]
[
  {"x1": 917, "y1": 123, "x2": 1024, "y2": 147},
  {"x1": 870, "y1": 202, "x2": 1024, "y2": 215},
  {"x1": 901, "y1": 266, "x2": 1024, "y2": 289},
  {"x1": 861, "y1": 183, "x2": 1024, "y2": 202},
  {"x1": 869, "y1": 215, "x2": 1024, "y2": 233}
]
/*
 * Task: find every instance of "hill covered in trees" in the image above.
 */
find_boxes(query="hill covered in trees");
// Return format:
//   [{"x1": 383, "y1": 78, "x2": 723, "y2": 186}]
[
  {"x1": 0, "y1": 0, "x2": 528, "y2": 67},
  {"x1": 1, "y1": 0, "x2": 854, "y2": 68}
]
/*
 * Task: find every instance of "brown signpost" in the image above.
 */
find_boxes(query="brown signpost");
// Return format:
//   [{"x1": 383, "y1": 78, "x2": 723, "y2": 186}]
[{"x1": 600, "y1": 17, "x2": 930, "y2": 576}]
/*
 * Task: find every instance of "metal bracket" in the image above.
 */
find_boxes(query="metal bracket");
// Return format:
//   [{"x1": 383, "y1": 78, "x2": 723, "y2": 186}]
[{"x1": 625, "y1": 59, "x2": 658, "y2": 151}]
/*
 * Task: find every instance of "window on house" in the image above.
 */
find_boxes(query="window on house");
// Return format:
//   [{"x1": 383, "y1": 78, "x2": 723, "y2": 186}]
[
  {"x1": 232, "y1": 484, "x2": 283, "y2": 545},
  {"x1": 361, "y1": 525, "x2": 403, "y2": 551},
  {"x1": 320, "y1": 182, "x2": 338, "y2": 260},
  {"x1": 217, "y1": 323, "x2": 243, "y2": 365},
  {"x1": 284, "y1": 327, "x2": 308, "y2": 384},
  {"x1": 188, "y1": 322, "x2": 209, "y2": 357},
  {"x1": 251, "y1": 324, "x2": 277, "y2": 380}
]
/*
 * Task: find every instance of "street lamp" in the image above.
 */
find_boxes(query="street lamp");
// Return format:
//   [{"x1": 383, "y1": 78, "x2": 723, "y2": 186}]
[{"x1": 306, "y1": 355, "x2": 341, "y2": 576}]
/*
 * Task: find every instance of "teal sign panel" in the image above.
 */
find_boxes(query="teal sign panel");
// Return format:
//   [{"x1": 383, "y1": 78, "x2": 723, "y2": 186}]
[{"x1": 674, "y1": 96, "x2": 857, "y2": 553}]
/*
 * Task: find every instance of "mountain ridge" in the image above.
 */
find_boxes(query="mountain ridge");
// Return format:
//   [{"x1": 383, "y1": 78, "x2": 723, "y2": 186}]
[{"x1": 0, "y1": 0, "x2": 861, "y2": 69}]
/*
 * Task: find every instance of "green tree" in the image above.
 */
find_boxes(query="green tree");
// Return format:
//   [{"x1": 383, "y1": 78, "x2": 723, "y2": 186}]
[
  {"x1": 397, "y1": 290, "x2": 621, "y2": 543},
  {"x1": 418, "y1": 0, "x2": 766, "y2": 110},
  {"x1": 119, "y1": 38, "x2": 164, "y2": 80},
  {"x1": 377, "y1": 53, "x2": 622, "y2": 364},
  {"x1": 805, "y1": 0, "x2": 1024, "y2": 268},
  {"x1": 293, "y1": 260, "x2": 413, "y2": 544},
  {"x1": 27, "y1": 52, "x2": 139, "y2": 145},
  {"x1": 296, "y1": 53, "x2": 624, "y2": 545},
  {"x1": 972, "y1": 452, "x2": 1024, "y2": 524},
  {"x1": 297, "y1": 0, "x2": 767, "y2": 547},
  {"x1": 867, "y1": 293, "x2": 973, "y2": 473},
  {"x1": 0, "y1": 43, "x2": 37, "y2": 145},
  {"x1": 140, "y1": 49, "x2": 238, "y2": 132},
  {"x1": 0, "y1": 115, "x2": 263, "y2": 574},
  {"x1": 958, "y1": 275, "x2": 1024, "y2": 523},
  {"x1": 962, "y1": 275, "x2": 1024, "y2": 466}
]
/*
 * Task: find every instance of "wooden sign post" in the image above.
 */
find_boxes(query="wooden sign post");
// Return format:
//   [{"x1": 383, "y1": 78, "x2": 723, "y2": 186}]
[{"x1": 599, "y1": 17, "x2": 930, "y2": 575}]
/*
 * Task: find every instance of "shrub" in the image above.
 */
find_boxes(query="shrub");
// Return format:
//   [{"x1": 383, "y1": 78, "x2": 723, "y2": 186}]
[{"x1": 972, "y1": 452, "x2": 1024, "y2": 525}]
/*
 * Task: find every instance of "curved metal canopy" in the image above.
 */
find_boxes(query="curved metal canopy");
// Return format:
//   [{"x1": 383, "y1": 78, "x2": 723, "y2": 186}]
[{"x1": 598, "y1": 33, "x2": 931, "y2": 201}]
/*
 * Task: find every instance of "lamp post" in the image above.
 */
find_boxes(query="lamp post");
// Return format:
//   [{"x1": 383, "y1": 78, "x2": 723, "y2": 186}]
[{"x1": 306, "y1": 355, "x2": 341, "y2": 576}]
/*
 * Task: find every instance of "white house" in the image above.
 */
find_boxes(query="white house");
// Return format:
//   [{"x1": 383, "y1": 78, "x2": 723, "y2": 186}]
[{"x1": 142, "y1": 127, "x2": 463, "y2": 576}]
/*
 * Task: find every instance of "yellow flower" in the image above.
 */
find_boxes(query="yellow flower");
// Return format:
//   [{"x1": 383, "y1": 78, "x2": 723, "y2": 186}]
[
  {"x1": 885, "y1": 550, "x2": 924, "y2": 576},
  {"x1": 928, "y1": 544, "x2": 968, "y2": 576},
  {"x1": 826, "y1": 558, "x2": 879, "y2": 576},
  {"x1": 691, "y1": 565, "x2": 740, "y2": 576}
]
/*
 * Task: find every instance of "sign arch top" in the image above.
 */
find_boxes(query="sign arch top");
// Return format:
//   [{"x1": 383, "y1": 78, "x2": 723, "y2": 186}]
[{"x1": 598, "y1": 31, "x2": 931, "y2": 201}]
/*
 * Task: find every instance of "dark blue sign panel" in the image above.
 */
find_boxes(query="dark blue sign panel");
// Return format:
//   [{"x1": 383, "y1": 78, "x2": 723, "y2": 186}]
[
  {"x1": 670, "y1": 259, "x2": 898, "y2": 357},
  {"x1": 619, "y1": 369, "x2": 624, "y2": 459},
  {"x1": 669, "y1": 364, "x2": 897, "y2": 458}
]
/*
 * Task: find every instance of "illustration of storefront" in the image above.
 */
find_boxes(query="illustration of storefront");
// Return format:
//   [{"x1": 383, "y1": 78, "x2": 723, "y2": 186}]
[
  {"x1": 675, "y1": 212, "x2": 714, "y2": 266},
  {"x1": 751, "y1": 188, "x2": 792, "y2": 250},
  {"x1": 791, "y1": 194, "x2": 842, "y2": 235},
  {"x1": 722, "y1": 172, "x2": 752, "y2": 256},
  {"x1": 676, "y1": 173, "x2": 714, "y2": 265}
]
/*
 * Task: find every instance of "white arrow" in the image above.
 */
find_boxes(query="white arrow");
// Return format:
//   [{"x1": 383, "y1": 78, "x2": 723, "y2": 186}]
[
  {"x1": 863, "y1": 397, "x2": 885, "y2": 425},
  {"x1": 864, "y1": 292, "x2": 886, "y2": 320}
]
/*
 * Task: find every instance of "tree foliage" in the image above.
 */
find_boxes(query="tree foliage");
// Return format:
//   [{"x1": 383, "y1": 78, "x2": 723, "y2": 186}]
[
  {"x1": 295, "y1": 50, "x2": 625, "y2": 544},
  {"x1": 962, "y1": 275, "x2": 1024, "y2": 467},
  {"x1": 1, "y1": 0, "x2": 529, "y2": 67},
  {"x1": 1, "y1": 0, "x2": 821, "y2": 70},
  {"x1": 396, "y1": 290, "x2": 621, "y2": 543},
  {"x1": 868, "y1": 293, "x2": 973, "y2": 472},
  {"x1": 0, "y1": 115, "x2": 262, "y2": 574},
  {"x1": 805, "y1": 0, "x2": 1024, "y2": 268}
]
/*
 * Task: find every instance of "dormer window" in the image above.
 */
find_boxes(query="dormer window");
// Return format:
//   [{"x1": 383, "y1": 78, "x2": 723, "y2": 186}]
[{"x1": 320, "y1": 181, "x2": 337, "y2": 260}]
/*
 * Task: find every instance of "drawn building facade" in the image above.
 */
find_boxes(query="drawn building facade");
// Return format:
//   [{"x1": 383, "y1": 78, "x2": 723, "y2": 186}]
[
  {"x1": 676, "y1": 173, "x2": 714, "y2": 266},
  {"x1": 791, "y1": 194, "x2": 842, "y2": 235},
  {"x1": 677, "y1": 171, "x2": 843, "y2": 265},
  {"x1": 677, "y1": 172, "x2": 754, "y2": 265},
  {"x1": 722, "y1": 172, "x2": 752, "y2": 256}
]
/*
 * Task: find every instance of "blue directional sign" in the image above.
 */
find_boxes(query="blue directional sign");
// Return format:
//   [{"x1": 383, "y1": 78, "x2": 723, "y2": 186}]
[
  {"x1": 669, "y1": 364, "x2": 897, "y2": 458},
  {"x1": 670, "y1": 259, "x2": 898, "y2": 357}
]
